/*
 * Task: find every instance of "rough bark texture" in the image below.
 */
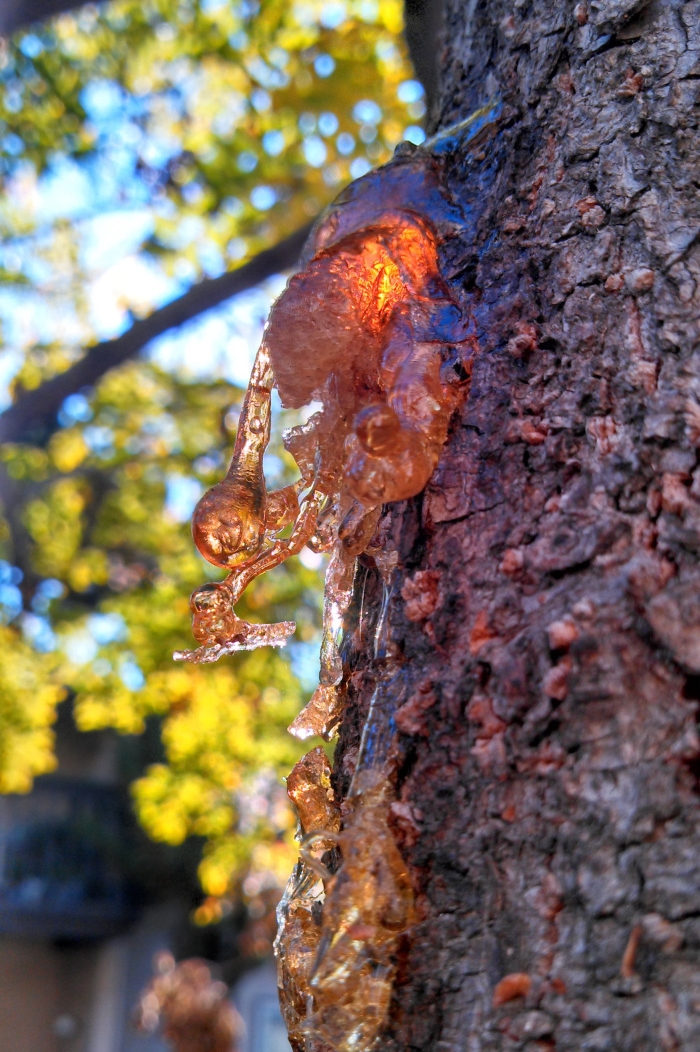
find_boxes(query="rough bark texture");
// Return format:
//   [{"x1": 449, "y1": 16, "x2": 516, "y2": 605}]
[{"x1": 334, "y1": 2, "x2": 700, "y2": 1050}]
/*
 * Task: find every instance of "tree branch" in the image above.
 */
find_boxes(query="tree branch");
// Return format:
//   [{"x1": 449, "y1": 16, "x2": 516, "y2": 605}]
[
  {"x1": 0, "y1": 222, "x2": 313, "y2": 445},
  {"x1": 403, "y1": 0, "x2": 444, "y2": 125},
  {"x1": 0, "y1": 0, "x2": 92, "y2": 34}
]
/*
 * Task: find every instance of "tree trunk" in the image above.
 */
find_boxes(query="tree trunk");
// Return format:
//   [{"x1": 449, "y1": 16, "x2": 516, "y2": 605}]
[{"x1": 334, "y1": 2, "x2": 700, "y2": 1049}]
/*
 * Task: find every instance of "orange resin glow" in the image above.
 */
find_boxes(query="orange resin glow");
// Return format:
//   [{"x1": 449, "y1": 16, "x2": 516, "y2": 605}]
[
  {"x1": 275, "y1": 753, "x2": 413, "y2": 1052},
  {"x1": 175, "y1": 146, "x2": 473, "y2": 666},
  {"x1": 174, "y1": 103, "x2": 501, "y2": 1052}
]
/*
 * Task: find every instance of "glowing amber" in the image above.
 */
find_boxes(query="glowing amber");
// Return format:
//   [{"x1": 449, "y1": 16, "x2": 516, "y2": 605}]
[
  {"x1": 170, "y1": 132, "x2": 485, "y2": 1052},
  {"x1": 192, "y1": 344, "x2": 273, "y2": 570},
  {"x1": 276, "y1": 763, "x2": 414, "y2": 1052},
  {"x1": 286, "y1": 746, "x2": 341, "y2": 840},
  {"x1": 267, "y1": 213, "x2": 467, "y2": 512},
  {"x1": 175, "y1": 144, "x2": 471, "y2": 669},
  {"x1": 175, "y1": 109, "x2": 499, "y2": 1052},
  {"x1": 275, "y1": 748, "x2": 341, "y2": 1052}
]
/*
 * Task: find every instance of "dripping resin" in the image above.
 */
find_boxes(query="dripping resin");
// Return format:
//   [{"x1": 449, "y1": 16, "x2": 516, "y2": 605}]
[
  {"x1": 278, "y1": 750, "x2": 413, "y2": 1052},
  {"x1": 278, "y1": 565, "x2": 414, "y2": 1052},
  {"x1": 174, "y1": 102, "x2": 500, "y2": 672},
  {"x1": 175, "y1": 102, "x2": 501, "y2": 1051}
]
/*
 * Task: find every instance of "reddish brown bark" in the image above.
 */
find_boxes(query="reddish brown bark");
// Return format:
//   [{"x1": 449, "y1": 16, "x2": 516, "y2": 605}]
[{"x1": 334, "y1": 2, "x2": 700, "y2": 1049}]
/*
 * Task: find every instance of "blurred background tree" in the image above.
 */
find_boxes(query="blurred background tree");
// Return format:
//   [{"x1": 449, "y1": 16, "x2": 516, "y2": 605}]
[{"x1": 0, "y1": 0, "x2": 428, "y2": 930}]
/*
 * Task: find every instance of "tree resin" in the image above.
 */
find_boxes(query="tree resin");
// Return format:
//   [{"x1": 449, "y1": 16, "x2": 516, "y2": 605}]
[
  {"x1": 175, "y1": 102, "x2": 500, "y2": 1051},
  {"x1": 174, "y1": 103, "x2": 501, "y2": 689}
]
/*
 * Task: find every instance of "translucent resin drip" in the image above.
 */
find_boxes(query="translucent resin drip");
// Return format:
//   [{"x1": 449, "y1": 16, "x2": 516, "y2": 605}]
[
  {"x1": 277, "y1": 745, "x2": 412, "y2": 1052},
  {"x1": 275, "y1": 747, "x2": 342, "y2": 1052},
  {"x1": 303, "y1": 764, "x2": 413, "y2": 1052},
  {"x1": 173, "y1": 103, "x2": 502, "y2": 682},
  {"x1": 177, "y1": 103, "x2": 500, "y2": 1050},
  {"x1": 276, "y1": 566, "x2": 413, "y2": 1052}
]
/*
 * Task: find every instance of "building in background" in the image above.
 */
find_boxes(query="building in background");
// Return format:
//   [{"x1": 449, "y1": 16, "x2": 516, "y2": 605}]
[
  {"x1": 0, "y1": 709, "x2": 291, "y2": 1052},
  {"x1": 0, "y1": 711, "x2": 172, "y2": 1052},
  {"x1": 232, "y1": 963, "x2": 290, "y2": 1052}
]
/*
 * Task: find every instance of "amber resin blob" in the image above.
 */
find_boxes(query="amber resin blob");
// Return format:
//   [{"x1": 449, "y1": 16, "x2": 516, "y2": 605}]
[
  {"x1": 175, "y1": 102, "x2": 500, "y2": 1052},
  {"x1": 173, "y1": 122, "x2": 484, "y2": 672},
  {"x1": 276, "y1": 736, "x2": 413, "y2": 1052}
]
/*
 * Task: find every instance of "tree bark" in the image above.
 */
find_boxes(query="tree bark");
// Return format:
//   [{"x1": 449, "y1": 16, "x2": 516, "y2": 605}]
[{"x1": 334, "y1": 2, "x2": 700, "y2": 1050}]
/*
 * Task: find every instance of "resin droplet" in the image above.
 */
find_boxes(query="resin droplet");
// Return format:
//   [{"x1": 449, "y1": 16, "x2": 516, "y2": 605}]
[
  {"x1": 176, "y1": 111, "x2": 494, "y2": 701},
  {"x1": 265, "y1": 200, "x2": 472, "y2": 516},
  {"x1": 289, "y1": 546, "x2": 357, "y2": 741},
  {"x1": 192, "y1": 343, "x2": 274, "y2": 571},
  {"x1": 306, "y1": 768, "x2": 414, "y2": 1052},
  {"x1": 286, "y1": 746, "x2": 342, "y2": 840},
  {"x1": 287, "y1": 684, "x2": 346, "y2": 742},
  {"x1": 275, "y1": 748, "x2": 341, "y2": 1052},
  {"x1": 178, "y1": 484, "x2": 324, "y2": 662}
]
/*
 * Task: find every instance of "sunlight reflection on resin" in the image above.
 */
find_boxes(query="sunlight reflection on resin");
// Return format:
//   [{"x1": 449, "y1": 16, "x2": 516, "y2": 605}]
[{"x1": 175, "y1": 102, "x2": 500, "y2": 1052}]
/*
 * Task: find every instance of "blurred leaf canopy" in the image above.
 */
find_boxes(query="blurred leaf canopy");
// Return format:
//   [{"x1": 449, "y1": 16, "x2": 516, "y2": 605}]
[{"x1": 0, "y1": 0, "x2": 422, "y2": 917}]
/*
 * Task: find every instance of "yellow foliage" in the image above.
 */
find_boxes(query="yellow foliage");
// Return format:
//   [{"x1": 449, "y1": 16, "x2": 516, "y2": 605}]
[
  {"x1": 68, "y1": 548, "x2": 110, "y2": 592},
  {"x1": 23, "y1": 477, "x2": 91, "y2": 578},
  {"x1": 49, "y1": 429, "x2": 89, "y2": 473},
  {"x1": 0, "y1": 627, "x2": 65, "y2": 793},
  {"x1": 0, "y1": 0, "x2": 420, "y2": 912}
]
